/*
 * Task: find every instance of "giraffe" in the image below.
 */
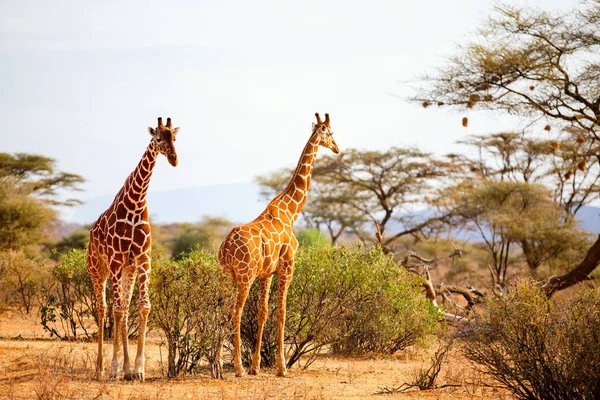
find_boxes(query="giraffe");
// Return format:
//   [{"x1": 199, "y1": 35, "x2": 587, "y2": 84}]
[
  {"x1": 87, "y1": 117, "x2": 180, "y2": 381},
  {"x1": 218, "y1": 113, "x2": 339, "y2": 377}
]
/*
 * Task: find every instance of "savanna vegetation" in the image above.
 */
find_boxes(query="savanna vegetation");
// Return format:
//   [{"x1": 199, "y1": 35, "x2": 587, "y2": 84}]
[{"x1": 1, "y1": 2, "x2": 600, "y2": 399}]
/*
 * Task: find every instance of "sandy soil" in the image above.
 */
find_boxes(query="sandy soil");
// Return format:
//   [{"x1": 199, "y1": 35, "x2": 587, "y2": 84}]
[{"x1": 0, "y1": 308, "x2": 511, "y2": 400}]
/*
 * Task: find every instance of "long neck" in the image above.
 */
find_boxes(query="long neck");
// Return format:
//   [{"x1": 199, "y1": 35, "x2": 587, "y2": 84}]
[
  {"x1": 121, "y1": 143, "x2": 159, "y2": 205},
  {"x1": 276, "y1": 134, "x2": 320, "y2": 221}
]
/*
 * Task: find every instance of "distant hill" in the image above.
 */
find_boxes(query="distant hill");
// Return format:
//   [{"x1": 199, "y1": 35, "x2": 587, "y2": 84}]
[{"x1": 69, "y1": 183, "x2": 600, "y2": 235}]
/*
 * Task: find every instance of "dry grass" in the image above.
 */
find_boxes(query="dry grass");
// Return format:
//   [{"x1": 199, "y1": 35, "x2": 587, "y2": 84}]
[{"x1": 0, "y1": 307, "x2": 512, "y2": 400}]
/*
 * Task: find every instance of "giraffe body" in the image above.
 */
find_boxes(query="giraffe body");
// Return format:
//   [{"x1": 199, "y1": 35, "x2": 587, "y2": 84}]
[
  {"x1": 218, "y1": 113, "x2": 339, "y2": 377},
  {"x1": 87, "y1": 117, "x2": 179, "y2": 381}
]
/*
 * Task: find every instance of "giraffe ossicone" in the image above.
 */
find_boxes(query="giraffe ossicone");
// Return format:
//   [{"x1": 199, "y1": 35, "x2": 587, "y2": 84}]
[
  {"x1": 218, "y1": 112, "x2": 339, "y2": 378},
  {"x1": 87, "y1": 117, "x2": 180, "y2": 381}
]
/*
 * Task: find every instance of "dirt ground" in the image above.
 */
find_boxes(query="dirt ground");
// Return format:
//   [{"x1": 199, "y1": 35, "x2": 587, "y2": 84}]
[{"x1": 0, "y1": 308, "x2": 511, "y2": 400}]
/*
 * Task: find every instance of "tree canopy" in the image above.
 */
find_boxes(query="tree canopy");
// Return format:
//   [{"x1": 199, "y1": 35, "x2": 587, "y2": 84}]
[
  {"x1": 0, "y1": 153, "x2": 85, "y2": 251},
  {"x1": 415, "y1": 1, "x2": 600, "y2": 140}
]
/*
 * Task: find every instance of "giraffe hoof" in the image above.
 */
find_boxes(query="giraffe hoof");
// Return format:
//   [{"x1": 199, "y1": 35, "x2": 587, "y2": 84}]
[
  {"x1": 124, "y1": 372, "x2": 144, "y2": 381},
  {"x1": 276, "y1": 369, "x2": 287, "y2": 377},
  {"x1": 235, "y1": 368, "x2": 246, "y2": 378},
  {"x1": 248, "y1": 368, "x2": 259, "y2": 375}
]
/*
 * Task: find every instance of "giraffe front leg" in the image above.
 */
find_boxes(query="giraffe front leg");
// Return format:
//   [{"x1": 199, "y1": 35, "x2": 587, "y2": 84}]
[
  {"x1": 110, "y1": 308, "x2": 124, "y2": 380},
  {"x1": 275, "y1": 276, "x2": 292, "y2": 377},
  {"x1": 250, "y1": 275, "x2": 273, "y2": 375},
  {"x1": 130, "y1": 255, "x2": 152, "y2": 381},
  {"x1": 119, "y1": 265, "x2": 137, "y2": 379},
  {"x1": 108, "y1": 262, "x2": 125, "y2": 380}
]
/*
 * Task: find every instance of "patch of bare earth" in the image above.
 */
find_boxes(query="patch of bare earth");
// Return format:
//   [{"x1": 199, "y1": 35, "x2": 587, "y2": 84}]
[{"x1": 0, "y1": 308, "x2": 511, "y2": 400}]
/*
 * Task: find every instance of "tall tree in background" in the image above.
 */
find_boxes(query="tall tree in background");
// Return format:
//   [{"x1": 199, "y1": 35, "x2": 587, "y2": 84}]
[
  {"x1": 415, "y1": 1, "x2": 600, "y2": 140},
  {"x1": 0, "y1": 153, "x2": 84, "y2": 206},
  {"x1": 0, "y1": 153, "x2": 84, "y2": 251},
  {"x1": 416, "y1": 1, "x2": 600, "y2": 294},
  {"x1": 317, "y1": 148, "x2": 458, "y2": 248}
]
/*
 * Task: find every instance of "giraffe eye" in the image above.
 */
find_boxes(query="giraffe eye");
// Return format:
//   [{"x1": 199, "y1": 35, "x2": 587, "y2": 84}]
[
  {"x1": 156, "y1": 138, "x2": 162, "y2": 143},
  {"x1": 321, "y1": 126, "x2": 327, "y2": 132}
]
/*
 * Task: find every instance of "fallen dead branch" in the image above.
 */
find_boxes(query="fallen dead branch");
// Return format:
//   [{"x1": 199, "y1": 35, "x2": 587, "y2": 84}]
[{"x1": 398, "y1": 247, "x2": 485, "y2": 325}]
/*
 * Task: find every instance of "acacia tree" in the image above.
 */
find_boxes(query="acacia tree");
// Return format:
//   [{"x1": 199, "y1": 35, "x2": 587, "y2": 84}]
[
  {"x1": 437, "y1": 180, "x2": 587, "y2": 289},
  {"x1": 316, "y1": 147, "x2": 459, "y2": 247},
  {"x1": 416, "y1": 1, "x2": 600, "y2": 295},
  {"x1": 0, "y1": 153, "x2": 84, "y2": 207},
  {"x1": 450, "y1": 132, "x2": 593, "y2": 270},
  {"x1": 0, "y1": 153, "x2": 84, "y2": 251},
  {"x1": 415, "y1": 2, "x2": 600, "y2": 139}
]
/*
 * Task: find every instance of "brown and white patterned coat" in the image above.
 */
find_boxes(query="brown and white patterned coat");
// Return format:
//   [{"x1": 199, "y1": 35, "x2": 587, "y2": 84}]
[
  {"x1": 87, "y1": 117, "x2": 179, "y2": 381},
  {"x1": 218, "y1": 113, "x2": 339, "y2": 377}
]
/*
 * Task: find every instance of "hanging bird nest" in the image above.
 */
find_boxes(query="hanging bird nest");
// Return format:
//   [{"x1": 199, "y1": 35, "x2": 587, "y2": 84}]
[
  {"x1": 577, "y1": 159, "x2": 587, "y2": 171},
  {"x1": 565, "y1": 171, "x2": 573, "y2": 180},
  {"x1": 437, "y1": 101, "x2": 445, "y2": 106},
  {"x1": 544, "y1": 125, "x2": 551, "y2": 131},
  {"x1": 484, "y1": 94, "x2": 493, "y2": 101},
  {"x1": 422, "y1": 101, "x2": 430, "y2": 108},
  {"x1": 550, "y1": 141, "x2": 560, "y2": 151},
  {"x1": 529, "y1": 85, "x2": 535, "y2": 91},
  {"x1": 462, "y1": 117, "x2": 469, "y2": 127},
  {"x1": 475, "y1": 82, "x2": 491, "y2": 91},
  {"x1": 576, "y1": 135, "x2": 586, "y2": 144}
]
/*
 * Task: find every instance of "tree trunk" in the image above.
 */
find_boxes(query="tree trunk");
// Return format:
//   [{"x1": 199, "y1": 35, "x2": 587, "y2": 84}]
[{"x1": 543, "y1": 235, "x2": 600, "y2": 297}]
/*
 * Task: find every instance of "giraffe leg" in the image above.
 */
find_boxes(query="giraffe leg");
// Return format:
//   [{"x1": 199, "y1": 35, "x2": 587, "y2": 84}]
[
  {"x1": 108, "y1": 259, "x2": 125, "y2": 380},
  {"x1": 232, "y1": 281, "x2": 252, "y2": 377},
  {"x1": 250, "y1": 275, "x2": 273, "y2": 375},
  {"x1": 89, "y1": 251, "x2": 108, "y2": 380},
  {"x1": 275, "y1": 276, "x2": 292, "y2": 377},
  {"x1": 120, "y1": 264, "x2": 136, "y2": 380},
  {"x1": 130, "y1": 253, "x2": 151, "y2": 381},
  {"x1": 111, "y1": 308, "x2": 124, "y2": 379}
]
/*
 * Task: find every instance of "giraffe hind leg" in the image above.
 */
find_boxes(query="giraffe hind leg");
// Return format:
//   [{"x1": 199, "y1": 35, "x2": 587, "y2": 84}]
[
  {"x1": 249, "y1": 275, "x2": 273, "y2": 375},
  {"x1": 232, "y1": 280, "x2": 253, "y2": 377},
  {"x1": 92, "y1": 277, "x2": 108, "y2": 379},
  {"x1": 88, "y1": 247, "x2": 108, "y2": 380}
]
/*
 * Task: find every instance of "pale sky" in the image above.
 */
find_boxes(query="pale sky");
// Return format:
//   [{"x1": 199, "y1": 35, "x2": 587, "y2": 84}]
[{"x1": 1, "y1": 0, "x2": 576, "y2": 212}]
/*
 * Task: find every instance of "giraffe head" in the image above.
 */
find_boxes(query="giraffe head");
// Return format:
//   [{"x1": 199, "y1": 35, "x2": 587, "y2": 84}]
[
  {"x1": 147, "y1": 117, "x2": 180, "y2": 166},
  {"x1": 313, "y1": 113, "x2": 339, "y2": 154}
]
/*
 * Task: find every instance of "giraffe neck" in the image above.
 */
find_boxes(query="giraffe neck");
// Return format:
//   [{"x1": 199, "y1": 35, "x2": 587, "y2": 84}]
[
  {"x1": 276, "y1": 133, "x2": 320, "y2": 221},
  {"x1": 118, "y1": 142, "x2": 159, "y2": 207}
]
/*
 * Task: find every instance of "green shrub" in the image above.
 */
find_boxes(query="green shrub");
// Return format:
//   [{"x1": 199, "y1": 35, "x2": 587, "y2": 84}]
[
  {"x1": 240, "y1": 244, "x2": 439, "y2": 369},
  {"x1": 325, "y1": 245, "x2": 439, "y2": 356},
  {"x1": 39, "y1": 248, "x2": 96, "y2": 339},
  {"x1": 464, "y1": 280, "x2": 600, "y2": 400},
  {"x1": 39, "y1": 247, "x2": 138, "y2": 340},
  {"x1": 150, "y1": 250, "x2": 235, "y2": 377},
  {"x1": 0, "y1": 250, "x2": 44, "y2": 314}
]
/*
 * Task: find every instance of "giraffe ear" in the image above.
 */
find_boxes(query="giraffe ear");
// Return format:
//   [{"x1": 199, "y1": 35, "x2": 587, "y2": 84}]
[
  {"x1": 172, "y1": 127, "x2": 180, "y2": 136},
  {"x1": 148, "y1": 127, "x2": 156, "y2": 136}
]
